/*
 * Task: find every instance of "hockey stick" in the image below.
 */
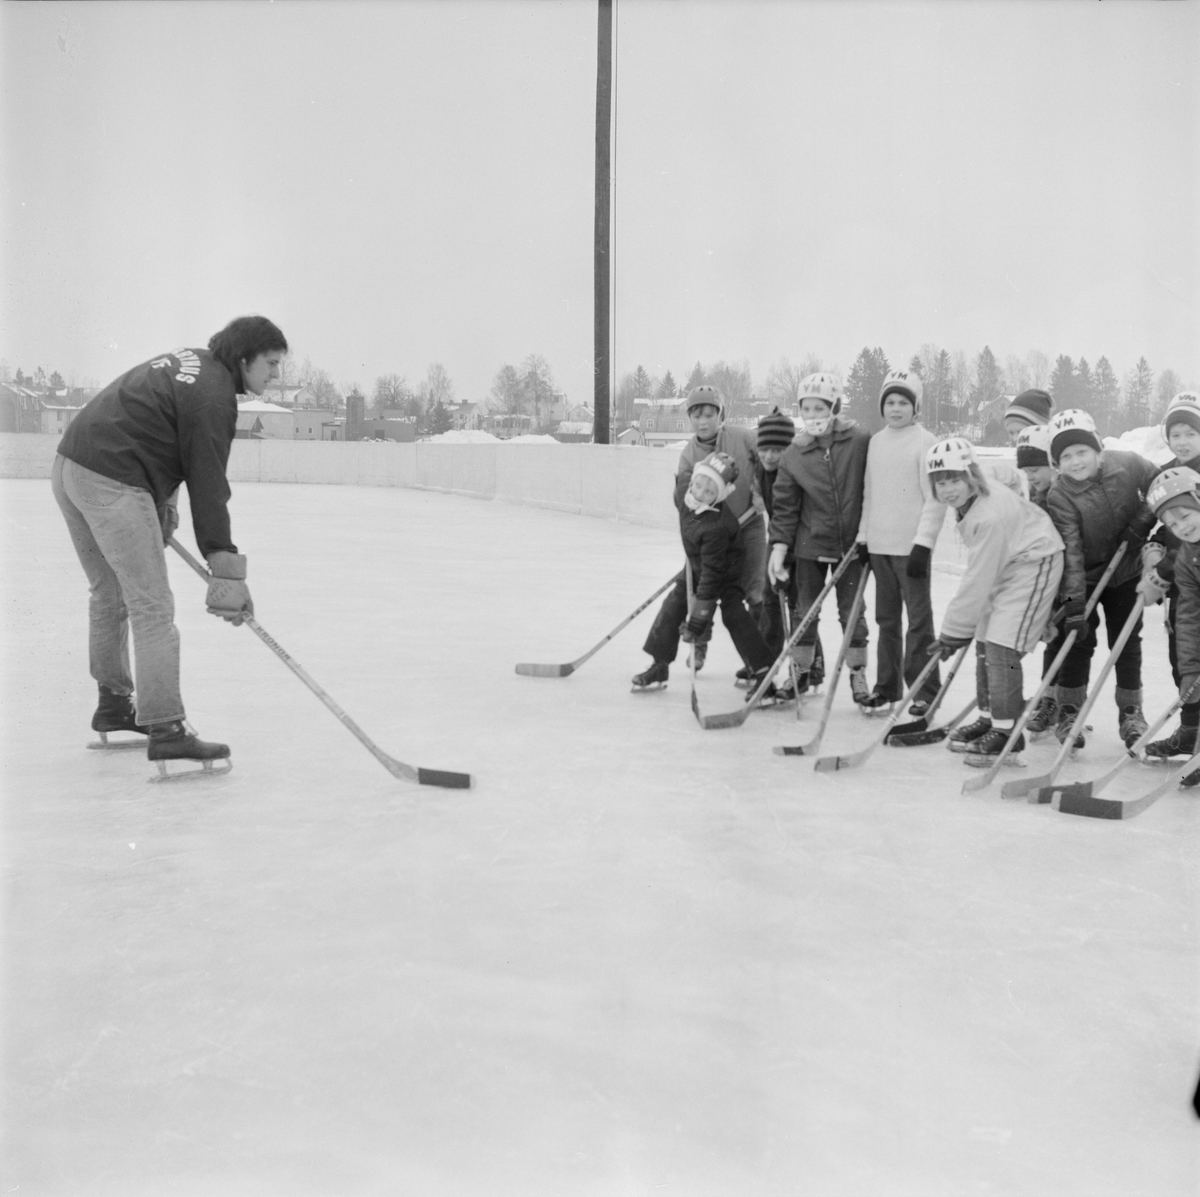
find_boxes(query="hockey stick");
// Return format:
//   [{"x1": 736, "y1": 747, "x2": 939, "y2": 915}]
[
  {"x1": 813, "y1": 651, "x2": 942, "y2": 773},
  {"x1": 1053, "y1": 746, "x2": 1200, "y2": 820},
  {"x1": 168, "y1": 538, "x2": 473, "y2": 789},
  {"x1": 773, "y1": 562, "x2": 871, "y2": 756},
  {"x1": 1032, "y1": 677, "x2": 1200, "y2": 806},
  {"x1": 516, "y1": 509, "x2": 757, "y2": 678},
  {"x1": 779, "y1": 590, "x2": 803, "y2": 714},
  {"x1": 888, "y1": 697, "x2": 979, "y2": 748},
  {"x1": 685, "y1": 560, "x2": 702, "y2": 724},
  {"x1": 884, "y1": 641, "x2": 971, "y2": 742},
  {"x1": 961, "y1": 544, "x2": 1129, "y2": 795},
  {"x1": 999, "y1": 593, "x2": 1146, "y2": 801},
  {"x1": 697, "y1": 545, "x2": 858, "y2": 731}
]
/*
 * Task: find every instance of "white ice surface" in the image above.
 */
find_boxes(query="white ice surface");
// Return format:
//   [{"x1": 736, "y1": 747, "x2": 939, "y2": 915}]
[{"x1": 2, "y1": 479, "x2": 1198, "y2": 1196}]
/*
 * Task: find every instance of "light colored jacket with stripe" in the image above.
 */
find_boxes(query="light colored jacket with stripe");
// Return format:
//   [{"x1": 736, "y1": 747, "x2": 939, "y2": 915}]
[{"x1": 940, "y1": 483, "x2": 1064, "y2": 643}]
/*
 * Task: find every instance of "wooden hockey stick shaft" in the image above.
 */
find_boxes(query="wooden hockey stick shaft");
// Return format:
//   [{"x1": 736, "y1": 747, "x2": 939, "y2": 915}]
[
  {"x1": 961, "y1": 542, "x2": 1128, "y2": 795},
  {"x1": 773, "y1": 562, "x2": 871, "y2": 756},
  {"x1": 168, "y1": 538, "x2": 473, "y2": 789},
  {"x1": 1001, "y1": 593, "x2": 1145, "y2": 801}
]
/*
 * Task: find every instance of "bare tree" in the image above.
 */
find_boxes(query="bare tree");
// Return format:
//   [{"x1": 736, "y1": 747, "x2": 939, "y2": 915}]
[
  {"x1": 1156, "y1": 367, "x2": 1183, "y2": 415},
  {"x1": 1025, "y1": 349, "x2": 1051, "y2": 389},
  {"x1": 797, "y1": 352, "x2": 824, "y2": 379},
  {"x1": 422, "y1": 362, "x2": 455, "y2": 407},
  {"x1": 371, "y1": 372, "x2": 410, "y2": 417},
  {"x1": 706, "y1": 359, "x2": 753, "y2": 411},
  {"x1": 491, "y1": 364, "x2": 522, "y2": 413},
  {"x1": 1002, "y1": 353, "x2": 1031, "y2": 396},
  {"x1": 764, "y1": 357, "x2": 803, "y2": 407}
]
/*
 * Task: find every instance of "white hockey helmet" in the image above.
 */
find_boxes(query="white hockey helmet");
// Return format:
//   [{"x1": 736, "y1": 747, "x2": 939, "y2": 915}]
[
  {"x1": 685, "y1": 384, "x2": 725, "y2": 417},
  {"x1": 879, "y1": 368, "x2": 923, "y2": 416},
  {"x1": 925, "y1": 437, "x2": 976, "y2": 475},
  {"x1": 692, "y1": 450, "x2": 739, "y2": 503},
  {"x1": 1146, "y1": 466, "x2": 1200, "y2": 518},
  {"x1": 1048, "y1": 408, "x2": 1102, "y2": 463},
  {"x1": 1015, "y1": 423, "x2": 1053, "y2": 467},
  {"x1": 798, "y1": 372, "x2": 844, "y2": 414},
  {"x1": 1161, "y1": 392, "x2": 1200, "y2": 441}
]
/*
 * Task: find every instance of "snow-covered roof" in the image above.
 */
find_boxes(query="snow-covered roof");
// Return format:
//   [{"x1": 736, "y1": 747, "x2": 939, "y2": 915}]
[{"x1": 237, "y1": 399, "x2": 292, "y2": 413}]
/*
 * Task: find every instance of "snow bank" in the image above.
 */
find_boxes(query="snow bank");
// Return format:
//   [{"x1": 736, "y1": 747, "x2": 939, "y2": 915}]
[
  {"x1": 1105, "y1": 424, "x2": 1172, "y2": 464},
  {"x1": 506, "y1": 434, "x2": 561, "y2": 444},
  {"x1": 421, "y1": 429, "x2": 501, "y2": 444}
]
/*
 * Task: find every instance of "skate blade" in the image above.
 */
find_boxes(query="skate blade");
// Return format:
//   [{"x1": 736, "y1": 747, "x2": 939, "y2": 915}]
[
  {"x1": 964, "y1": 752, "x2": 1026, "y2": 769},
  {"x1": 630, "y1": 683, "x2": 668, "y2": 693},
  {"x1": 87, "y1": 734, "x2": 147, "y2": 751},
  {"x1": 1026, "y1": 728, "x2": 1056, "y2": 742},
  {"x1": 148, "y1": 758, "x2": 233, "y2": 784}
]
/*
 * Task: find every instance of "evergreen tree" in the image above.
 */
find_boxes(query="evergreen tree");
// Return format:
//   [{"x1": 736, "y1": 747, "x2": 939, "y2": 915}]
[
  {"x1": 1049, "y1": 355, "x2": 1076, "y2": 411},
  {"x1": 684, "y1": 362, "x2": 706, "y2": 393},
  {"x1": 908, "y1": 354, "x2": 924, "y2": 378},
  {"x1": 1156, "y1": 368, "x2": 1183, "y2": 416},
  {"x1": 1090, "y1": 357, "x2": 1120, "y2": 434},
  {"x1": 1123, "y1": 357, "x2": 1154, "y2": 430},
  {"x1": 48, "y1": 370, "x2": 65, "y2": 389},
  {"x1": 845, "y1": 347, "x2": 889, "y2": 432},
  {"x1": 631, "y1": 365, "x2": 653, "y2": 398},
  {"x1": 969, "y1": 346, "x2": 1004, "y2": 440},
  {"x1": 1074, "y1": 358, "x2": 1092, "y2": 410},
  {"x1": 14, "y1": 368, "x2": 25, "y2": 386},
  {"x1": 429, "y1": 399, "x2": 452, "y2": 435},
  {"x1": 926, "y1": 349, "x2": 952, "y2": 432},
  {"x1": 656, "y1": 370, "x2": 677, "y2": 399}
]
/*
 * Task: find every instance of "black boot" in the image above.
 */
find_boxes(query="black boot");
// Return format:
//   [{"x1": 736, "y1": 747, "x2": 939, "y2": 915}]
[
  {"x1": 631, "y1": 660, "x2": 669, "y2": 691},
  {"x1": 148, "y1": 721, "x2": 230, "y2": 762},
  {"x1": 92, "y1": 686, "x2": 148, "y2": 735}
]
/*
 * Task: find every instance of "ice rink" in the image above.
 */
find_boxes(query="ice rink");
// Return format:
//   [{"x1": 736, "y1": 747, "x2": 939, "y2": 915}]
[{"x1": 3, "y1": 476, "x2": 1198, "y2": 1196}]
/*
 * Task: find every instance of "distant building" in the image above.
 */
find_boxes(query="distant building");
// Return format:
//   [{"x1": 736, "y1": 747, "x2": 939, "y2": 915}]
[
  {"x1": 445, "y1": 401, "x2": 484, "y2": 430},
  {"x1": 0, "y1": 384, "x2": 48, "y2": 433},
  {"x1": 638, "y1": 397, "x2": 692, "y2": 448},
  {"x1": 292, "y1": 407, "x2": 332, "y2": 441},
  {"x1": 236, "y1": 399, "x2": 294, "y2": 439},
  {"x1": 40, "y1": 405, "x2": 83, "y2": 435}
]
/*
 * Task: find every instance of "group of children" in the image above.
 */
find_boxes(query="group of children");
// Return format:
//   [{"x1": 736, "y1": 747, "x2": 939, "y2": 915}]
[{"x1": 632, "y1": 368, "x2": 1200, "y2": 774}]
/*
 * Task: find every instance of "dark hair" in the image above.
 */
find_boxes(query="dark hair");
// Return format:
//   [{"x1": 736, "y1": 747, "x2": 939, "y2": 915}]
[{"x1": 208, "y1": 316, "x2": 288, "y2": 375}]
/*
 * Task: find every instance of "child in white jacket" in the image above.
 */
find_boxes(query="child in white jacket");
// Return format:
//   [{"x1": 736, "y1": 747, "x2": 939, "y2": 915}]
[
  {"x1": 927, "y1": 438, "x2": 1065, "y2": 766},
  {"x1": 855, "y1": 368, "x2": 945, "y2": 715}
]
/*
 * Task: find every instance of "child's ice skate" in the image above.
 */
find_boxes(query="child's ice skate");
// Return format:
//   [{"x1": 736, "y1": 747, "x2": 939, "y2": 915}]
[
  {"x1": 858, "y1": 686, "x2": 895, "y2": 716},
  {"x1": 147, "y1": 721, "x2": 232, "y2": 782},
  {"x1": 947, "y1": 716, "x2": 993, "y2": 753},
  {"x1": 87, "y1": 686, "x2": 149, "y2": 750},
  {"x1": 1055, "y1": 703, "x2": 1086, "y2": 757},
  {"x1": 1024, "y1": 694, "x2": 1058, "y2": 741},
  {"x1": 631, "y1": 660, "x2": 669, "y2": 693},
  {"x1": 1143, "y1": 724, "x2": 1198, "y2": 761},
  {"x1": 849, "y1": 667, "x2": 875, "y2": 713},
  {"x1": 963, "y1": 727, "x2": 1026, "y2": 769}
]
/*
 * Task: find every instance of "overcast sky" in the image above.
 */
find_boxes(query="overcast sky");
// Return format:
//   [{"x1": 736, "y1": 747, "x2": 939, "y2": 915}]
[{"x1": 2, "y1": 0, "x2": 1196, "y2": 402}]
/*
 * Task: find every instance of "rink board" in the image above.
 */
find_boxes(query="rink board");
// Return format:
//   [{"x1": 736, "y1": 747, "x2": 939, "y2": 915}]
[{"x1": 2, "y1": 478, "x2": 1197, "y2": 1196}]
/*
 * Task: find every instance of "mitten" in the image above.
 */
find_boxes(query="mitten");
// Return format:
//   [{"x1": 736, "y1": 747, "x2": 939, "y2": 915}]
[
  {"x1": 767, "y1": 544, "x2": 790, "y2": 588},
  {"x1": 906, "y1": 544, "x2": 932, "y2": 580}
]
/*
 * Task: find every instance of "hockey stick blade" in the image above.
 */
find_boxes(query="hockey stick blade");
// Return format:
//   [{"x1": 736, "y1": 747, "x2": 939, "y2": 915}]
[
  {"x1": 887, "y1": 725, "x2": 948, "y2": 748},
  {"x1": 515, "y1": 662, "x2": 575, "y2": 678},
  {"x1": 1054, "y1": 747, "x2": 1200, "y2": 819},
  {"x1": 885, "y1": 716, "x2": 928, "y2": 742}
]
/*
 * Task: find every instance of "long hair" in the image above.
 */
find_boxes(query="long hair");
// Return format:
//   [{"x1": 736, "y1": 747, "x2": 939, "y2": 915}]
[
  {"x1": 929, "y1": 464, "x2": 991, "y2": 498},
  {"x1": 208, "y1": 316, "x2": 288, "y2": 376}
]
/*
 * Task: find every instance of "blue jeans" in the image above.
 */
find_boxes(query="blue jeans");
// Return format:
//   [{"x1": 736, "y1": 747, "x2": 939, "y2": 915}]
[{"x1": 52, "y1": 455, "x2": 185, "y2": 725}]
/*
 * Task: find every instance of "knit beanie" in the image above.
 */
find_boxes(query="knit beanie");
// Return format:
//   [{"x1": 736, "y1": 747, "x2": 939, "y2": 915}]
[
  {"x1": 1005, "y1": 389, "x2": 1053, "y2": 429},
  {"x1": 756, "y1": 406, "x2": 796, "y2": 450},
  {"x1": 1015, "y1": 424, "x2": 1052, "y2": 469},
  {"x1": 1163, "y1": 393, "x2": 1200, "y2": 437}
]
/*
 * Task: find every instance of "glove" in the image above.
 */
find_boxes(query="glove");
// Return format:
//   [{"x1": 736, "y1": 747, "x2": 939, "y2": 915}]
[
  {"x1": 1136, "y1": 567, "x2": 1171, "y2": 606},
  {"x1": 906, "y1": 544, "x2": 932, "y2": 580},
  {"x1": 855, "y1": 541, "x2": 871, "y2": 567},
  {"x1": 1181, "y1": 676, "x2": 1200, "y2": 703},
  {"x1": 206, "y1": 551, "x2": 253, "y2": 626},
  {"x1": 681, "y1": 598, "x2": 716, "y2": 643},
  {"x1": 928, "y1": 635, "x2": 970, "y2": 660},
  {"x1": 767, "y1": 544, "x2": 790, "y2": 588},
  {"x1": 159, "y1": 498, "x2": 179, "y2": 545},
  {"x1": 1059, "y1": 596, "x2": 1088, "y2": 635},
  {"x1": 1141, "y1": 542, "x2": 1166, "y2": 571}
]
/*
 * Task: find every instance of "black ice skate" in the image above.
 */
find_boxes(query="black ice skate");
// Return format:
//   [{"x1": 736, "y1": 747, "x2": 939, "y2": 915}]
[
  {"x1": 88, "y1": 686, "x2": 149, "y2": 750},
  {"x1": 1118, "y1": 704, "x2": 1149, "y2": 750},
  {"x1": 1055, "y1": 704, "x2": 1086, "y2": 755},
  {"x1": 733, "y1": 664, "x2": 751, "y2": 689},
  {"x1": 631, "y1": 660, "x2": 669, "y2": 692},
  {"x1": 147, "y1": 721, "x2": 232, "y2": 783},
  {"x1": 963, "y1": 727, "x2": 1025, "y2": 769},
  {"x1": 947, "y1": 716, "x2": 992, "y2": 753},
  {"x1": 747, "y1": 668, "x2": 781, "y2": 705},
  {"x1": 849, "y1": 667, "x2": 874, "y2": 712},
  {"x1": 1024, "y1": 694, "x2": 1058, "y2": 741},
  {"x1": 773, "y1": 672, "x2": 810, "y2": 703},
  {"x1": 858, "y1": 687, "x2": 895, "y2": 716},
  {"x1": 1143, "y1": 725, "x2": 1198, "y2": 761}
]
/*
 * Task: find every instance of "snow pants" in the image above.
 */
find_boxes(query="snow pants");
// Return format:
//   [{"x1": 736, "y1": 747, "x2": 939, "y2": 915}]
[{"x1": 51, "y1": 455, "x2": 185, "y2": 726}]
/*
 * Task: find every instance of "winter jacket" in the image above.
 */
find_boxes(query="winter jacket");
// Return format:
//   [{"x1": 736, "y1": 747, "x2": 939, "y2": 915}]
[
  {"x1": 57, "y1": 348, "x2": 240, "y2": 557},
  {"x1": 940, "y1": 482, "x2": 1065, "y2": 643},
  {"x1": 768, "y1": 416, "x2": 870, "y2": 561},
  {"x1": 1046, "y1": 450, "x2": 1159, "y2": 600},
  {"x1": 675, "y1": 424, "x2": 759, "y2": 518},
  {"x1": 681, "y1": 501, "x2": 745, "y2": 603},
  {"x1": 1172, "y1": 539, "x2": 1200, "y2": 681}
]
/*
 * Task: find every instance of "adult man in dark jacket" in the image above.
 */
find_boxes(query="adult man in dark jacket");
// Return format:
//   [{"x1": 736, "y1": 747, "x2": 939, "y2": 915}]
[{"x1": 52, "y1": 315, "x2": 287, "y2": 773}]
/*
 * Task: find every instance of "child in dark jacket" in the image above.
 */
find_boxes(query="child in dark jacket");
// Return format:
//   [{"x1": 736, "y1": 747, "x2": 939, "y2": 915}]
[
  {"x1": 754, "y1": 407, "x2": 823, "y2": 697},
  {"x1": 1138, "y1": 392, "x2": 1200, "y2": 758},
  {"x1": 635, "y1": 452, "x2": 774, "y2": 691},
  {"x1": 1046, "y1": 409, "x2": 1160, "y2": 749},
  {"x1": 1145, "y1": 464, "x2": 1200, "y2": 785},
  {"x1": 767, "y1": 372, "x2": 872, "y2": 707}
]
